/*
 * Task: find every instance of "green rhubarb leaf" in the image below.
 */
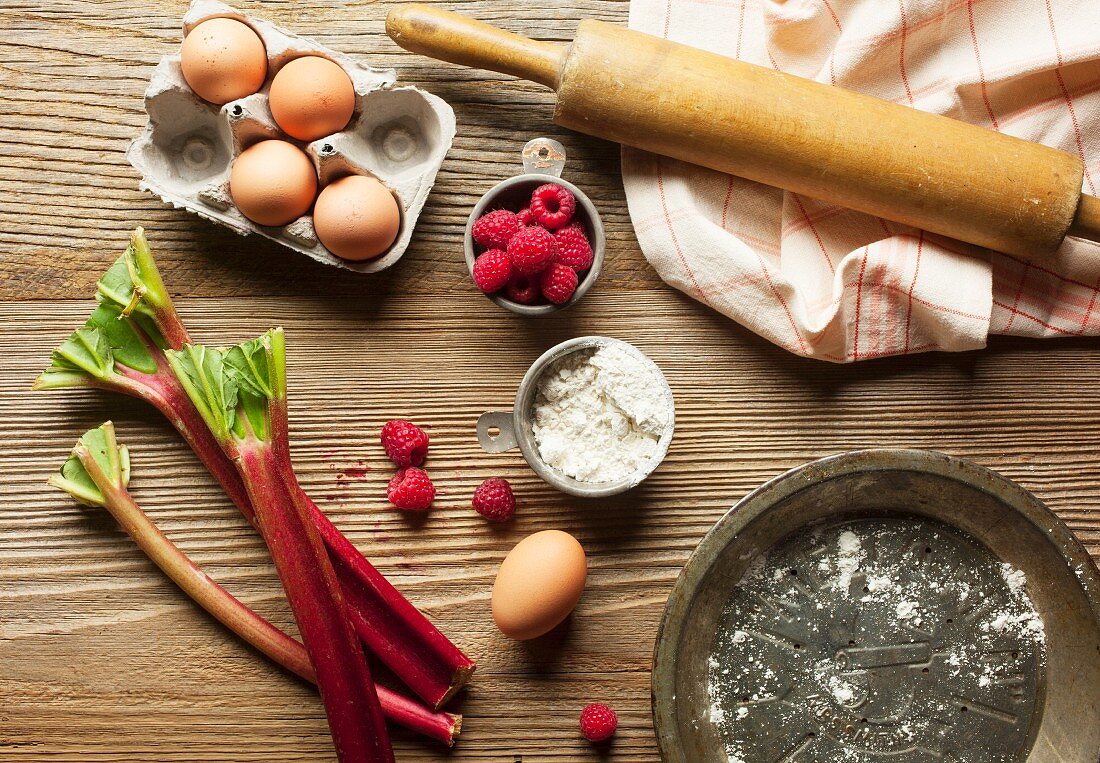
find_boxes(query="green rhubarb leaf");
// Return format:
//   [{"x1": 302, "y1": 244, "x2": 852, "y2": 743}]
[
  {"x1": 87, "y1": 303, "x2": 158, "y2": 375},
  {"x1": 50, "y1": 326, "x2": 112, "y2": 379},
  {"x1": 97, "y1": 253, "x2": 146, "y2": 316},
  {"x1": 34, "y1": 230, "x2": 176, "y2": 390},
  {"x1": 166, "y1": 330, "x2": 285, "y2": 445},
  {"x1": 34, "y1": 302, "x2": 163, "y2": 390},
  {"x1": 166, "y1": 343, "x2": 238, "y2": 444},
  {"x1": 224, "y1": 337, "x2": 272, "y2": 400},
  {"x1": 96, "y1": 228, "x2": 172, "y2": 323},
  {"x1": 224, "y1": 336, "x2": 274, "y2": 441},
  {"x1": 48, "y1": 423, "x2": 130, "y2": 508},
  {"x1": 125, "y1": 227, "x2": 173, "y2": 311}
]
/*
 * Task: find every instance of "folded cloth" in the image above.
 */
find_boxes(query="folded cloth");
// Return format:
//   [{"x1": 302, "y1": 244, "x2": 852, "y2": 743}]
[{"x1": 623, "y1": 0, "x2": 1100, "y2": 361}]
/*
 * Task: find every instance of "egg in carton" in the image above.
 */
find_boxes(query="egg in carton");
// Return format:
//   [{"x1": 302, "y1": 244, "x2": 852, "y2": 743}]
[{"x1": 127, "y1": 0, "x2": 456, "y2": 272}]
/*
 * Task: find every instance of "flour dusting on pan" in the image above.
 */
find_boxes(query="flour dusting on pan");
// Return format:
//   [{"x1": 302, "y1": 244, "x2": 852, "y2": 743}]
[{"x1": 707, "y1": 518, "x2": 1045, "y2": 762}]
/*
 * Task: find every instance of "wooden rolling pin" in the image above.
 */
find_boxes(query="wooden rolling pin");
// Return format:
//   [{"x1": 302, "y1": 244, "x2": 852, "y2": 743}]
[{"x1": 387, "y1": 4, "x2": 1100, "y2": 260}]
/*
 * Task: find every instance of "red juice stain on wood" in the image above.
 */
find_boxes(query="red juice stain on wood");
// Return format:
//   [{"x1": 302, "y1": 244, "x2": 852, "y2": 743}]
[{"x1": 345, "y1": 461, "x2": 370, "y2": 479}]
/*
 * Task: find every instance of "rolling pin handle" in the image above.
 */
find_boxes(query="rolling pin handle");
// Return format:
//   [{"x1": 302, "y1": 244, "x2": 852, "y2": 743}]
[
  {"x1": 386, "y1": 4, "x2": 566, "y2": 90},
  {"x1": 1069, "y1": 194, "x2": 1100, "y2": 247}
]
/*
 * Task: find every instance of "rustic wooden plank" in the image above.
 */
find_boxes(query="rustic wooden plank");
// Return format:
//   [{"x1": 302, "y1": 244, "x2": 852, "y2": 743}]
[
  {"x1": 3, "y1": 0, "x2": 1100, "y2": 760},
  {"x1": 2, "y1": 294, "x2": 1100, "y2": 760}
]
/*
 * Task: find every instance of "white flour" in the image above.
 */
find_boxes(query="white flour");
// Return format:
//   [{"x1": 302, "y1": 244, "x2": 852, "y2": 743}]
[
  {"x1": 531, "y1": 345, "x2": 670, "y2": 483},
  {"x1": 832, "y1": 529, "x2": 864, "y2": 592}
]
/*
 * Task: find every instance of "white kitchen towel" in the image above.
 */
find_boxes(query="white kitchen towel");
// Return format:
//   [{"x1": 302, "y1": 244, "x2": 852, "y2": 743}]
[{"x1": 623, "y1": 0, "x2": 1100, "y2": 361}]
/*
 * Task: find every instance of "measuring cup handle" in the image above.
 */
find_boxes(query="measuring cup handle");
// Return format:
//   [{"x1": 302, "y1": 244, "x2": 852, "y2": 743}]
[{"x1": 477, "y1": 411, "x2": 519, "y2": 453}]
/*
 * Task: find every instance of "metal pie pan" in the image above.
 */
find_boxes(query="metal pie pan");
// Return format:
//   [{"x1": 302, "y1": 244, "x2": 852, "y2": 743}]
[{"x1": 652, "y1": 450, "x2": 1100, "y2": 762}]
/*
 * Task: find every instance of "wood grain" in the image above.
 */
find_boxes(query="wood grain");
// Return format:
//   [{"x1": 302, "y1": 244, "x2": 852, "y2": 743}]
[{"x1": 1, "y1": 1, "x2": 1099, "y2": 761}]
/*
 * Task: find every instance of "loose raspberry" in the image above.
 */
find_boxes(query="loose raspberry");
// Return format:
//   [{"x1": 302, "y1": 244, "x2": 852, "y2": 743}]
[
  {"x1": 504, "y1": 273, "x2": 541, "y2": 305},
  {"x1": 507, "y1": 226, "x2": 558, "y2": 275},
  {"x1": 540, "y1": 262, "x2": 579, "y2": 305},
  {"x1": 472, "y1": 209, "x2": 521, "y2": 249},
  {"x1": 472, "y1": 478, "x2": 516, "y2": 522},
  {"x1": 579, "y1": 703, "x2": 618, "y2": 743},
  {"x1": 380, "y1": 420, "x2": 429, "y2": 467},
  {"x1": 554, "y1": 223, "x2": 593, "y2": 272},
  {"x1": 387, "y1": 467, "x2": 435, "y2": 511},
  {"x1": 529, "y1": 183, "x2": 576, "y2": 229},
  {"x1": 472, "y1": 248, "x2": 512, "y2": 293},
  {"x1": 516, "y1": 206, "x2": 538, "y2": 226}
]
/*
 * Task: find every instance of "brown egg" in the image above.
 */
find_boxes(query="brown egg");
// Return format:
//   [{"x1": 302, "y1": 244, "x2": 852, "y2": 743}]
[
  {"x1": 229, "y1": 140, "x2": 317, "y2": 227},
  {"x1": 268, "y1": 56, "x2": 356, "y2": 141},
  {"x1": 491, "y1": 530, "x2": 587, "y2": 640},
  {"x1": 181, "y1": 17, "x2": 267, "y2": 105},
  {"x1": 313, "y1": 175, "x2": 401, "y2": 261}
]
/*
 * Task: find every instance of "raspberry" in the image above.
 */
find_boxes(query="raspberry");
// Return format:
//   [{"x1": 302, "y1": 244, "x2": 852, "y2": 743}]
[
  {"x1": 516, "y1": 206, "x2": 538, "y2": 226},
  {"x1": 472, "y1": 209, "x2": 521, "y2": 249},
  {"x1": 553, "y1": 223, "x2": 593, "y2": 272},
  {"x1": 387, "y1": 467, "x2": 435, "y2": 511},
  {"x1": 507, "y1": 226, "x2": 558, "y2": 275},
  {"x1": 504, "y1": 273, "x2": 541, "y2": 305},
  {"x1": 579, "y1": 703, "x2": 618, "y2": 743},
  {"x1": 529, "y1": 183, "x2": 576, "y2": 229},
  {"x1": 472, "y1": 249, "x2": 512, "y2": 293},
  {"x1": 472, "y1": 478, "x2": 516, "y2": 522},
  {"x1": 380, "y1": 420, "x2": 429, "y2": 467},
  {"x1": 540, "y1": 262, "x2": 579, "y2": 305}
]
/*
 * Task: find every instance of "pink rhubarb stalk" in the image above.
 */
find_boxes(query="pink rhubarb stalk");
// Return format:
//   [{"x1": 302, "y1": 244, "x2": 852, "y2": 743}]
[
  {"x1": 166, "y1": 331, "x2": 394, "y2": 762},
  {"x1": 34, "y1": 228, "x2": 475, "y2": 709},
  {"x1": 49, "y1": 423, "x2": 460, "y2": 747}
]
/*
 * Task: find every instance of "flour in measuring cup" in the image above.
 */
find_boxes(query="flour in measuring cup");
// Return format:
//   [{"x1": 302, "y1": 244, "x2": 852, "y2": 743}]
[{"x1": 531, "y1": 345, "x2": 671, "y2": 483}]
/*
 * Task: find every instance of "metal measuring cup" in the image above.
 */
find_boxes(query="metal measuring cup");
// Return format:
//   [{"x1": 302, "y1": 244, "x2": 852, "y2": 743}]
[
  {"x1": 477, "y1": 336, "x2": 675, "y2": 497},
  {"x1": 464, "y1": 138, "x2": 606, "y2": 316}
]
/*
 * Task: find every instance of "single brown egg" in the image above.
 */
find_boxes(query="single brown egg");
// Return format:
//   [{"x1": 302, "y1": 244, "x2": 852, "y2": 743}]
[
  {"x1": 491, "y1": 530, "x2": 587, "y2": 640},
  {"x1": 268, "y1": 56, "x2": 356, "y2": 141},
  {"x1": 229, "y1": 140, "x2": 317, "y2": 227},
  {"x1": 181, "y1": 17, "x2": 267, "y2": 105},
  {"x1": 313, "y1": 175, "x2": 401, "y2": 261}
]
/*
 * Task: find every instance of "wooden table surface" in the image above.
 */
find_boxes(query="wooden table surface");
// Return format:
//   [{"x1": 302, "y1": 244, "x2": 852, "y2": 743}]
[{"x1": 2, "y1": 1, "x2": 1099, "y2": 760}]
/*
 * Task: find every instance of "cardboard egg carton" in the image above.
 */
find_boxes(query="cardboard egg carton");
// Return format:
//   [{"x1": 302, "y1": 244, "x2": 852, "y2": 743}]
[{"x1": 127, "y1": 0, "x2": 456, "y2": 272}]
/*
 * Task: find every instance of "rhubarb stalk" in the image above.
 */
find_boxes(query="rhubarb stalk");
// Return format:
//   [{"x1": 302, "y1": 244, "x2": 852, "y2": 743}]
[
  {"x1": 48, "y1": 423, "x2": 461, "y2": 747},
  {"x1": 162, "y1": 330, "x2": 393, "y2": 762},
  {"x1": 34, "y1": 229, "x2": 475, "y2": 708}
]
